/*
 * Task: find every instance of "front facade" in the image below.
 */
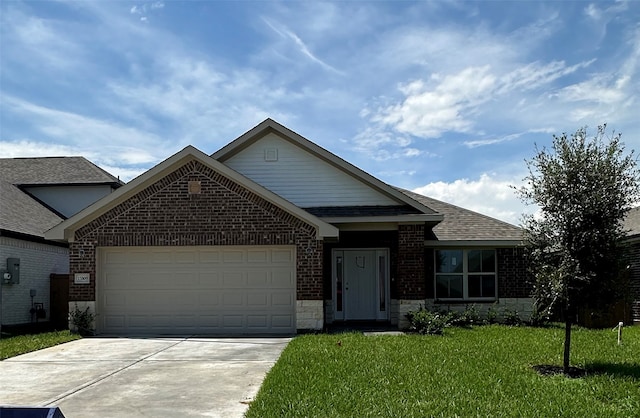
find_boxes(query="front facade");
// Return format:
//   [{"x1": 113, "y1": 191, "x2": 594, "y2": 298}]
[{"x1": 47, "y1": 119, "x2": 530, "y2": 335}]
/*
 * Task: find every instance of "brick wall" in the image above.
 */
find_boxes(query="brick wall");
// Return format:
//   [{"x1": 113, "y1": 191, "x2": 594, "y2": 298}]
[
  {"x1": 626, "y1": 241, "x2": 640, "y2": 322},
  {"x1": 397, "y1": 224, "x2": 425, "y2": 299},
  {"x1": 497, "y1": 247, "x2": 531, "y2": 298},
  {"x1": 0, "y1": 236, "x2": 68, "y2": 325},
  {"x1": 69, "y1": 160, "x2": 322, "y2": 301}
]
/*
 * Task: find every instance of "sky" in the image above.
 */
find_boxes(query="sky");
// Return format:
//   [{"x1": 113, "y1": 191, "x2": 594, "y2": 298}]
[{"x1": 1, "y1": 1, "x2": 639, "y2": 226}]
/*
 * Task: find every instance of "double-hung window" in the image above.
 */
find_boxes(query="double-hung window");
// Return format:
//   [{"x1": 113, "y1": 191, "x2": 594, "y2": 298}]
[{"x1": 435, "y1": 249, "x2": 497, "y2": 301}]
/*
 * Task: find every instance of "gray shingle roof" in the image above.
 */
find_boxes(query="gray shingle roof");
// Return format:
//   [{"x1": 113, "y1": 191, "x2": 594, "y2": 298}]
[
  {"x1": 0, "y1": 179, "x2": 63, "y2": 237},
  {"x1": 398, "y1": 188, "x2": 523, "y2": 242},
  {"x1": 623, "y1": 206, "x2": 640, "y2": 238},
  {"x1": 0, "y1": 157, "x2": 121, "y2": 185}
]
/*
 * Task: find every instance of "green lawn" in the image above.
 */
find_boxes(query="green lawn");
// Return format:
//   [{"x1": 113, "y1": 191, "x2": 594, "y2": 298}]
[
  {"x1": 246, "y1": 325, "x2": 640, "y2": 417},
  {"x1": 0, "y1": 330, "x2": 80, "y2": 360}
]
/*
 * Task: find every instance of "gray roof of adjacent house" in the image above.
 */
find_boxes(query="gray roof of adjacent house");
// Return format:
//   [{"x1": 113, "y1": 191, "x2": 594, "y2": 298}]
[
  {"x1": 0, "y1": 179, "x2": 64, "y2": 238},
  {"x1": 398, "y1": 188, "x2": 523, "y2": 243},
  {"x1": 0, "y1": 157, "x2": 122, "y2": 185},
  {"x1": 0, "y1": 156, "x2": 122, "y2": 239},
  {"x1": 623, "y1": 206, "x2": 640, "y2": 238}
]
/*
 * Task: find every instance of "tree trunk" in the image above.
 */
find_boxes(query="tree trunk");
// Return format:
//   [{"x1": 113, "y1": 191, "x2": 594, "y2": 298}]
[{"x1": 563, "y1": 315, "x2": 572, "y2": 374}]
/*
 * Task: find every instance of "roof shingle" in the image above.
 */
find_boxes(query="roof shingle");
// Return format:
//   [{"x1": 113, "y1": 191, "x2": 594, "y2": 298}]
[
  {"x1": 399, "y1": 188, "x2": 523, "y2": 242},
  {"x1": 0, "y1": 157, "x2": 121, "y2": 185},
  {"x1": 0, "y1": 180, "x2": 63, "y2": 237}
]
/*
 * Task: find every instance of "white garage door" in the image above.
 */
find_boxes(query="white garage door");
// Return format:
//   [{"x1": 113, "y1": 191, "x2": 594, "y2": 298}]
[{"x1": 97, "y1": 246, "x2": 296, "y2": 335}]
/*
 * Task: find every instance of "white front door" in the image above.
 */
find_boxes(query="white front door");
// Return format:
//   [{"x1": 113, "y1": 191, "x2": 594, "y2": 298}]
[{"x1": 333, "y1": 249, "x2": 389, "y2": 321}]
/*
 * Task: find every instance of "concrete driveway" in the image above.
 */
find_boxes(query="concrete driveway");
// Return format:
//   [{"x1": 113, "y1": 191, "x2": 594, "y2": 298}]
[{"x1": 0, "y1": 336, "x2": 291, "y2": 417}]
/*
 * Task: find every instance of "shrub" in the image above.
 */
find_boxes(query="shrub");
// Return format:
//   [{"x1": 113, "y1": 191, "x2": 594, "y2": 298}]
[
  {"x1": 406, "y1": 307, "x2": 453, "y2": 335},
  {"x1": 69, "y1": 304, "x2": 96, "y2": 336},
  {"x1": 502, "y1": 308, "x2": 523, "y2": 326},
  {"x1": 450, "y1": 304, "x2": 481, "y2": 327},
  {"x1": 486, "y1": 303, "x2": 499, "y2": 324}
]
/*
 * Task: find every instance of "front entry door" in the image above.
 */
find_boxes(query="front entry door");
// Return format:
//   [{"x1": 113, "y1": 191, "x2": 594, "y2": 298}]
[{"x1": 333, "y1": 249, "x2": 389, "y2": 321}]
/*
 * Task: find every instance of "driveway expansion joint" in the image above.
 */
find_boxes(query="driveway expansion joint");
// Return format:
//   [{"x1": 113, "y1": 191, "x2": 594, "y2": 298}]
[{"x1": 42, "y1": 337, "x2": 189, "y2": 407}]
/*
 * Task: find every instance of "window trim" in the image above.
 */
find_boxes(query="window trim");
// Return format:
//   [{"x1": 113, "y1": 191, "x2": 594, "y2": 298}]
[{"x1": 434, "y1": 248, "x2": 497, "y2": 302}]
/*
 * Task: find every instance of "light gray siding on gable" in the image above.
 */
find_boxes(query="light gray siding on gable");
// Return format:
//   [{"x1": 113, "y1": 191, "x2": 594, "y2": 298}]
[
  {"x1": 25, "y1": 185, "x2": 114, "y2": 218},
  {"x1": 225, "y1": 133, "x2": 398, "y2": 207}
]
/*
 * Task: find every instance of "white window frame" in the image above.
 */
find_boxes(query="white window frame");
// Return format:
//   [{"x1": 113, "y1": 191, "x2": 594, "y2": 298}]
[{"x1": 434, "y1": 249, "x2": 497, "y2": 301}]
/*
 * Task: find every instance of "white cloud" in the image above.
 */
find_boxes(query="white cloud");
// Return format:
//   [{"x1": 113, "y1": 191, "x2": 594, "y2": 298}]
[
  {"x1": 370, "y1": 60, "x2": 594, "y2": 141},
  {"x1": 413, "y1": 173, "x2": 536, "y2": 225},
  {"x1": 0, "y1": 141, "x2": 79, "y2": 158},
  {"x1": 464, "y1": 128, "x2": 555, "y2": 148},
  {"x1": 349, "y1": 125, "x2": 430, "y2": 161},
  {"x1": 262, "y1": 18, "x2": 343, "y2": 74}
]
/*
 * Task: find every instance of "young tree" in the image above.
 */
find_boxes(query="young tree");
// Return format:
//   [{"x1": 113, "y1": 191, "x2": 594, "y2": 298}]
[{"x1": 517, "y1": 125, "x2": 640, "y2": 374}]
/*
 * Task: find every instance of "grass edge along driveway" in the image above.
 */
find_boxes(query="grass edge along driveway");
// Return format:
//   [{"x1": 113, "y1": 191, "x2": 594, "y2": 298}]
[
  {"x1": 0, "y1": 330, "x2": 80, "y2": 360},
  {"x1": 246, "y1": 325, "x2": 640, "y2": 418}
]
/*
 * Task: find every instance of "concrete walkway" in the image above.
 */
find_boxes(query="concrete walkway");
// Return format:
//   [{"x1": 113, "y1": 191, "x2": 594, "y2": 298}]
[{"x1": 0, "y1": 336, "x2": 291, "y2": 417}]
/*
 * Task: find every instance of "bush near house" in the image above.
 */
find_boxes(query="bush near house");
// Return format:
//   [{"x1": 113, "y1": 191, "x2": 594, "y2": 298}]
[{"x1": 406, "y1": 304, "x2": 531, "y2": 334}]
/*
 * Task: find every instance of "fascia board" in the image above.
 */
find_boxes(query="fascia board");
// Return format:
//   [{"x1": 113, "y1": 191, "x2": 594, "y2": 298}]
[
  {"x1": 323, "y1": 214, "x2": 444, "y2": 224},
  {"x1": 424, "y1": 240, "x2": 524, "y2": 247},
  {"x1": 46, "y1": 145, "x2": 338, "y2": 242},
  {"x1": 213, "y1": 119, "x2": 440, "y2": 216}
]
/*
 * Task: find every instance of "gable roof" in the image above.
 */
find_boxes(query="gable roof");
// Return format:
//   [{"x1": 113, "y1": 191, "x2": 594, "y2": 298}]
[
  {"x1": 0, "y1": 179, "x2": 64, "y2": 238},
  {"x1": 399, "y1": 188, "x2": 523, "y2": 245},
  {"x1": 213, "y1": 119, "x2": 442, "y2": 223},
  {"x1": 46, "y1": 146, "x2": 339, "y2": 242},
  {"x1": 0, "y1": 157, "x2": 122, "y2": 186}
]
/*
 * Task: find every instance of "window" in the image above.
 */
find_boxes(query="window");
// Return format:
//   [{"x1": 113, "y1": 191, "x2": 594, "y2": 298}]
[{"x1": 435, "y1": 249, "x2": 496, "y2": 300}]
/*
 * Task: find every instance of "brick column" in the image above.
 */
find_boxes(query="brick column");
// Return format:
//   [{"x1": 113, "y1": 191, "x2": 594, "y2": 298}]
[{"x1": 397, "y1": 224, "x2": 425, "y2": 299}]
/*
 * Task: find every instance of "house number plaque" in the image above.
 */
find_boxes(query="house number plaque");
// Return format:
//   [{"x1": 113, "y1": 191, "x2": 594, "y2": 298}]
[{"x1": 74, "y1": 273, "x2": 90, "y2": 284}]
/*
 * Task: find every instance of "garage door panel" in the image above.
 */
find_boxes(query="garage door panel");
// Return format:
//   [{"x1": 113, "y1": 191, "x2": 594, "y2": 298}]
[
  {"x1": 271, "y1": 292, "x2": 294, "y2": 306},
  {"x1": 247, "y1": 315, "x2": 267, "y2": 328},
  {"x1": 247, "y1": 293, "x2": 268, "y2": 307},
  {"x1": 247, "y1": 270, "x2": 271, "y2": 287},
  {"x1": 222, "y1": 293, "x2": 244, "y2": 307},
  {"x1": 272, "y1": 249, "x2": 294, "y2": 263},
  {"x1": 271, "y1": 315, "x2": 294, "y2": 328},
  {"x1": 99, "y1": 246, "x2": 295, "y2": 334},
  {"x1": 198, "y1": 250, "x2": 221, "y2": 263},
  {"x1": 222, "y1": 250, "x2": 244, "y2": 263},
  {"x1": 198, "y1": 293, "x2": 220, "y2": 307},
  {"x1": 197, "y1": 272, "x2": 221, "y2": 287},
  {"x1": 271, "y1": 269, "x2": 294, "y2": 286},
  {"x1": 222, "y1": 315, "x2": 243, "y2": 328},
  {"x1": 247, "y1": 249, "x2": 268, "y2": 263}
]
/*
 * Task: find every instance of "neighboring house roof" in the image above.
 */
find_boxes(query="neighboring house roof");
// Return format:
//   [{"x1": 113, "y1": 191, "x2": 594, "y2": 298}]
[
  {"x1": 0, "y1": 156, "x2": 121, "y2": 240},
  {"x1": 46, "y1": 146, "x2": 339, "y2": 242},
  {"x1": 623, "y1": 206, "x2": 640, "y2": 239},
  {"x1": 399, "y1": 189, "x2": 523, "y2": 245},
  {"x1": 0, "y1": 157, "x2": 122, "y2": 186},
  {"x1": 213, "y1": 118, "x2": 442, "y2": 224},
  {"x1": 0, "y1": 179, "x2": 64, "y2": 238}
]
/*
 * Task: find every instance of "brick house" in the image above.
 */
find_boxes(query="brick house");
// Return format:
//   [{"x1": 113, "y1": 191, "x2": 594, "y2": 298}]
[
  {"x1": 623, "y1": 207, "x2": 640, "y2": 323},
  {"x1": 46, "y1": 119, "x2": 531, "y2": 335}
]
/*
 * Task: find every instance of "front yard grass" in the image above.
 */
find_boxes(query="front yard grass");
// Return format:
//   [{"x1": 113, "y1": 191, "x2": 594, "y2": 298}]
[
  {"x1": 0, "y1": 330, "x2": 80, "y2": 360},
  {"x1": 246, "y1": 325, "x2": 640, "y2": 417}
]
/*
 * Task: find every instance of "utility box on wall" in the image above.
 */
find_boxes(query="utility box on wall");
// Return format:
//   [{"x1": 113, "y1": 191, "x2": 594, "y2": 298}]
[{"x1": 7, "y1": 258, "x2": 20, "y2": 284}]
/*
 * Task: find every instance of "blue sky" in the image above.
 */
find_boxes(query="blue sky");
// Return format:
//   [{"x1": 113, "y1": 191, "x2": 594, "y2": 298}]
[{"x1": 1, "y1": 1, "x2": 639, "y2": 225}]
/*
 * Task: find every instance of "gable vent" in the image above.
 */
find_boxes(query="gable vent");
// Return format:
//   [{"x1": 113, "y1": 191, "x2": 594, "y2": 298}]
[{"x1": 264, "y1": 148, "x2": 278, "y2": 162}]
